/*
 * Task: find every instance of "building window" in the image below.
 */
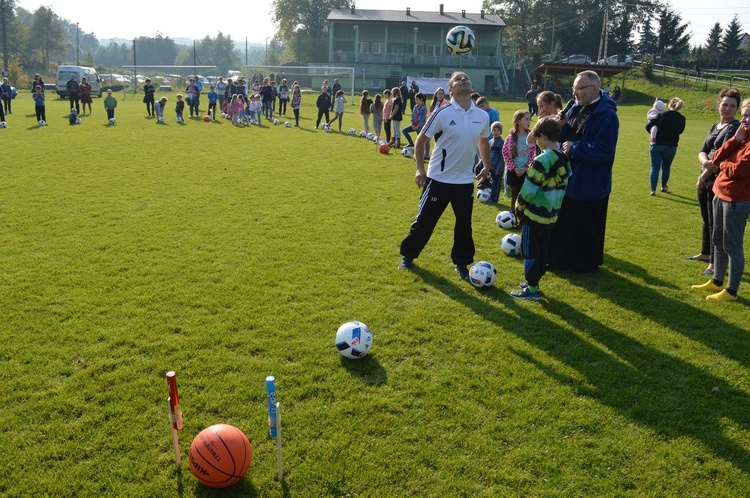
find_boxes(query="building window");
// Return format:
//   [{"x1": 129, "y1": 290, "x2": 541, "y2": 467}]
[
  {"x1": 372, "y1": 42, "x2": 384, "y2": 55},
  {"x1": 415, "y1": 44, "x2": 424, "y2": 56},
  {"x1": 426, "y1": 45, "x2": 438, "y2": 57},
  {"x1": 358, "y1": 42, "x2": 369, "y2": 54}
]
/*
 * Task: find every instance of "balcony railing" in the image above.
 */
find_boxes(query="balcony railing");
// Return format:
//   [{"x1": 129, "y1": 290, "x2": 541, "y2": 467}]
[{"x1": 332, "y1": 51, "x2": 501, "y2": 68}]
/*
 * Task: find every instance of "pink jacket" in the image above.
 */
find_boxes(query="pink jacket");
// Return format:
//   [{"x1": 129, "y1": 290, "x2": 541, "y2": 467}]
[{"x1": 502, "y1": 131, "x2": 536, "y2": 171}]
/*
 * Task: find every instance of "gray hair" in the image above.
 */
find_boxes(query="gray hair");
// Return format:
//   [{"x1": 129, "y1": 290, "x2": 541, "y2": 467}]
[{"x1": 577, "y1": 70, "x2": 601, "y2": 89}]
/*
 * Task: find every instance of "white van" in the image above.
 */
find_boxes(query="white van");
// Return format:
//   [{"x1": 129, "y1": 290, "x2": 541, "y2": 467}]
[{"x1": 56, "y1": 65, "x2": 103, "y2": 98}]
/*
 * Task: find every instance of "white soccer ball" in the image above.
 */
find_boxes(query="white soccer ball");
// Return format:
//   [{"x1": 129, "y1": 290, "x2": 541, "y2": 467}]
[
  {"x1": 373, "y1": 137, "x2": 379, "y2": 143},
  {"x1": 0, "y1": 121, "x2": 6, "y2": 128},
  {"x1": 446, "y1": 25, "x2": 476, "y2": 55},
  {"x1": 366, "y1": 132, "x2": 374, "y2": 141},
  {"x1": 75, "y1": 118, "x2": 82, "y2": 124},
  {"x1": 496, "y1": 210, "x2": 517, "y2": 229},
  {"x1": 108, "y1": 118, "x2": 115, "y2": 124},
  {"x1": 176, "y1": 116, "x2": 184, "y2": 123},
  {"x1": 359, "y1": 130, "x2": 367, "y2": 137},
  {"x1": 501, "y1": 233, "x2": 522, "y2": 257},
  {"x1": 476, "y1": 188, "x2": 491, "y2": 203},
  {"x1": 348, "y1": 127, "x2": 357, "y2": 135},
  {"x1": 273, "y1": 118, "x2": 280, "y2": 125},
  {"x1": 469, "y1": 261, "x2": 498, "y2": 288},
  {"x1": 379, "y1": 139, "x2": 388, "y2": 146},
  {"x1": 285, "y1": 121, "x2": 291, "y2": 127},
  {"x1": 38, "y1": 120, "x2": 46, "y2": 126},
  {"x1": 157, "y1": 117, "x2": 165, "y2": 123},
  {"x1": 250, "y1": 117, "x2": 257, "y2": 125},
  {"x1": 322, "y1": 123, "x2": 331, "y2": 132},
  {"x1": 221, "y1": 112, "x2": 227, "y2": 119},
  {"x1": 402, "y1": 146, "x2": 414, "y2": 158},
  {"x1": 335, "y1": 321, "x2": 373, "y2": 359}
]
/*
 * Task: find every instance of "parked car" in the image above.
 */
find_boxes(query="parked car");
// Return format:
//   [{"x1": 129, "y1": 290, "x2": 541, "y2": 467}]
[
  {"x1": 596, "y1": 54, "x2": 633, "y2": 67},
  {"x1": 562, "y1": 54, "x2": 592, "y2": 64}
]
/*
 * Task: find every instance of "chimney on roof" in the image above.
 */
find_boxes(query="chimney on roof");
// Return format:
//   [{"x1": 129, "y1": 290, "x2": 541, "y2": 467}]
[
  {"x1": 481, "y1": 10, "x2": 485, "y2": 19},
  {"x1": 406, "y1": 7, "x2": 410, "y2": 16},
  {"x1": 350, "y1": 4, "x2": 355, "y2": 14},
  {"x1": 462, "y1": 10, "x2": 466, "y2": 18},
  {"x1": 440, "y1": 4, "x2": 444, "y2": 15}
]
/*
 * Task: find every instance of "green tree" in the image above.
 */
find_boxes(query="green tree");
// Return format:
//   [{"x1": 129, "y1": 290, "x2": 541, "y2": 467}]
[
  {"x1": 195, "y1": 33, "x2": 241, "y2": 75},
  {"x1": 637, "y1": 17, "x2": 657, "y2": 55},
  {"x1": 134, "y1": 35, "x2": 178, "y2": 66},
  {"x1": 484, "y1": 0, "x2": 535, "y2": 57},
  {"x1": 31, "y1": 6, "x2": 65, "y2": 71},
  {"x1": 656, "y1": 4, "x2": 690, "y2": 59},
  {"x1": 721, "y1": 15, "x2": 743, "y2": 67},
  {"x1": 704, "y1": 22, "x2": 722, "y2": 66},
  {"x1": 272, "y1": 0, "x2": 346, "y2": 63}
]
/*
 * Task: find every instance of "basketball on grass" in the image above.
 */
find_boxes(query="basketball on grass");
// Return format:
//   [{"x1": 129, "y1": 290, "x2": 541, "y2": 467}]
[
  {"x1": 189, "y1": 424, "x2": 252, "y2": 488},
  {"x1": 379, "y1": 143, "x2": 390, "y2": 154}
]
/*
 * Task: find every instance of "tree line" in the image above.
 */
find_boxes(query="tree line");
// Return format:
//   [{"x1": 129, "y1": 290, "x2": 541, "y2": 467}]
[
  {"x1": 0, "y1": 1, "x2": 265, "y2": 85},
  {"x1": 482, "y1": 0, "x2": 748, "y2": 69}
]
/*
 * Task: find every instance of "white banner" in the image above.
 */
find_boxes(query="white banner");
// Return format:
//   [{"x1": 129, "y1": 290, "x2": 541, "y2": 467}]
[{"x1": 406, "y1": 77, "x2": 451, "y2": 96}]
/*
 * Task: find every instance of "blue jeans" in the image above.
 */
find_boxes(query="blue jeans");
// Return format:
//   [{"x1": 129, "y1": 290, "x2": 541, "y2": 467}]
[
  {"x1": 712, "y1": 197, "x2": 750, "y2": 292},
  {"x1": 263, "y1": 100, "x2": 273, "y2": 119},
  {"x1": 649, "y1": 144, "x2": 677, "y2": 191},
  {"x1": 402, "y1": 125, "x2": 418, "y2": 146}
]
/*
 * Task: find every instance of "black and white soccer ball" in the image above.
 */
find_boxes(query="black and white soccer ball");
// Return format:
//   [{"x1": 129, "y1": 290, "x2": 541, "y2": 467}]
[
  {"x1": 402, "y1": 146, "x2": 414, "y2": 158},
  {"x1": 496, "y1": 211, "x2": 516, "y2": 229},
  {"x1": 501, "y1": 233, "x2": 522, "y2": 256},
  {"x1": 469, "y1": 261, "x2": 498, "y2": 288},
  {"x1": 0, "y1": 121, "x2": 8, "y2": 128},
  {"x1": 285, "y1": 121, "x2": 291, "y2": 127},
  {"x1": 38, "y1": 120, "x2": 47, "y2": 126},
  {"x1": 335, "y1": 321, "x2": 373, "y2": 359},
  {"x1": 108, "y1": 118, "x2": 115, "y2": 125},
  {"x1": 273, "y1": 118, "x2": 280, "y2": 125},
  {"x1": 476, "y1": 188, "x2": 491, "y2": 203},
  {"x1": 348, "y1": 127, "x2": 356, "y2": 135}
]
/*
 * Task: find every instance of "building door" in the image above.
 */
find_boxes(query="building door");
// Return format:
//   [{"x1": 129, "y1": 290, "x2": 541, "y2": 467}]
[{"x1": 484, "y1": 75, "x2": 495, "y2": 95}]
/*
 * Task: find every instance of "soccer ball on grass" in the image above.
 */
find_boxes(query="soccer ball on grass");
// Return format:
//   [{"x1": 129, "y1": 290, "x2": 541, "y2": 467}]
[
  {"x1": 469, "y1": 261, "x2": 498, "y2": 288},
  {"x1": 501, "y1": 233, "x2": 522, "y2": 256},
  {"x1": 335, "y1": 321, "x2": 373, "y2": 359},
  {"x1": 496, "y1": 211, "x2": 517, "y2": 229},
  {"x1": 476, "y1": 188, "x2": 491, "y2": 203}
]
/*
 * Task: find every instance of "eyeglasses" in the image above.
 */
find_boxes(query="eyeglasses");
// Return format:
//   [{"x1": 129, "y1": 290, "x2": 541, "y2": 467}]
[{"x1": 572, "y1": 84, "x2": 595, "y2": 93}]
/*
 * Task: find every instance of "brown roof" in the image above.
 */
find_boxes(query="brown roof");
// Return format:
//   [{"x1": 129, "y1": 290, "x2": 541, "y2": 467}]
[{"x1": 327, "y1": 8, "x2": 505, "y2": 28}]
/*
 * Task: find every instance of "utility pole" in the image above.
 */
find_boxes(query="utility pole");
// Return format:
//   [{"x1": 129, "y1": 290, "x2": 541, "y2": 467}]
[
  {"x1": 76, "y1": 23, "x2": 80, "y2": 65},
  {"x1": 0, "y1": 0, "x2": 8, "y2": 77},
  {"x1": 597, "y1": 0, "x2": 609, "y2": 62}
]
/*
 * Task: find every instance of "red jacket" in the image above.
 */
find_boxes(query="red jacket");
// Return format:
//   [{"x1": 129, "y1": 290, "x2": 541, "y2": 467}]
[{"x1": 712, "y1": 135, "x2": 750, "y2": 202}]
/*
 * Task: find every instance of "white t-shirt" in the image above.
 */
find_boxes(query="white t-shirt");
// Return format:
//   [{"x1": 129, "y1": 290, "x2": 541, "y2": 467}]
[{"x1": 421, "y1": 100, "x2": 490, "y2": 184}]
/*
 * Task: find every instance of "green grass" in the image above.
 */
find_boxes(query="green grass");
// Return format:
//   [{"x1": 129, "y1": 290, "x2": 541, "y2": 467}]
[{"x1": 1, "y1": 89, "x2": 750, "y2": 497}]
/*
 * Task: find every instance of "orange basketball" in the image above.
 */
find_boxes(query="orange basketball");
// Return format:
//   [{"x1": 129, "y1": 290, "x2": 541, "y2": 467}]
[
  {"x1": 379, "y1": 143, "x2": 390, "y2": 154},
  {"x1": 189, "y1": 424, "x2": 252, "y2": 488},
  {"x1": 203, "y1": 115, "x2": 211, "y2": 122}
]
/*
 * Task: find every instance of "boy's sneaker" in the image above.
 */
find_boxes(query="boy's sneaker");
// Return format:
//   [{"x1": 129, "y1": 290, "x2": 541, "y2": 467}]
[
  {"x1": 510, "y1": 288, "x2": 541, "y2": 300},
  {"x1": 398, "y1": 257, "x2": 414, "y2": 270},
  {"x1": 455, "y1": 265, "x2": 470, "y2": 280}
]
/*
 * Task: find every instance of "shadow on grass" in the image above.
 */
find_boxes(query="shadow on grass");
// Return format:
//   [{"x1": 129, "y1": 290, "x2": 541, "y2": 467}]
[
  {"x1": 339, "y1": 353, "x2": 387, "y2": 386},
  {"x1": 650, "y1": 191, "x2": 698, "y2": 206},
  {"x1": 413, "y1": 263, "x2": 750, "y2": 473}
]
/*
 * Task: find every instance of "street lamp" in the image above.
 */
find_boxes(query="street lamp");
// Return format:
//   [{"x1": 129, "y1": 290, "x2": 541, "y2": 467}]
[
  {"x1": 76, "y1": 23, "x2": 79, "y2": 65},
  {"x1": 265, "y1": 37, "x2": 269, "y2": 65}
]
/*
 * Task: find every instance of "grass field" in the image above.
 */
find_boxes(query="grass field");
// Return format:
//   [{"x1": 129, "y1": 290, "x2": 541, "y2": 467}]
[{"x1": 1, "y1": 85, "x2": 750, "y2": 497}]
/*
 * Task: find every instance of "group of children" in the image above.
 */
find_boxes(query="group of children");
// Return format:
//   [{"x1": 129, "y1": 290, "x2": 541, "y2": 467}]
[{"x1": 471, "y1": 97, "x2": 572, "y2": 300}]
